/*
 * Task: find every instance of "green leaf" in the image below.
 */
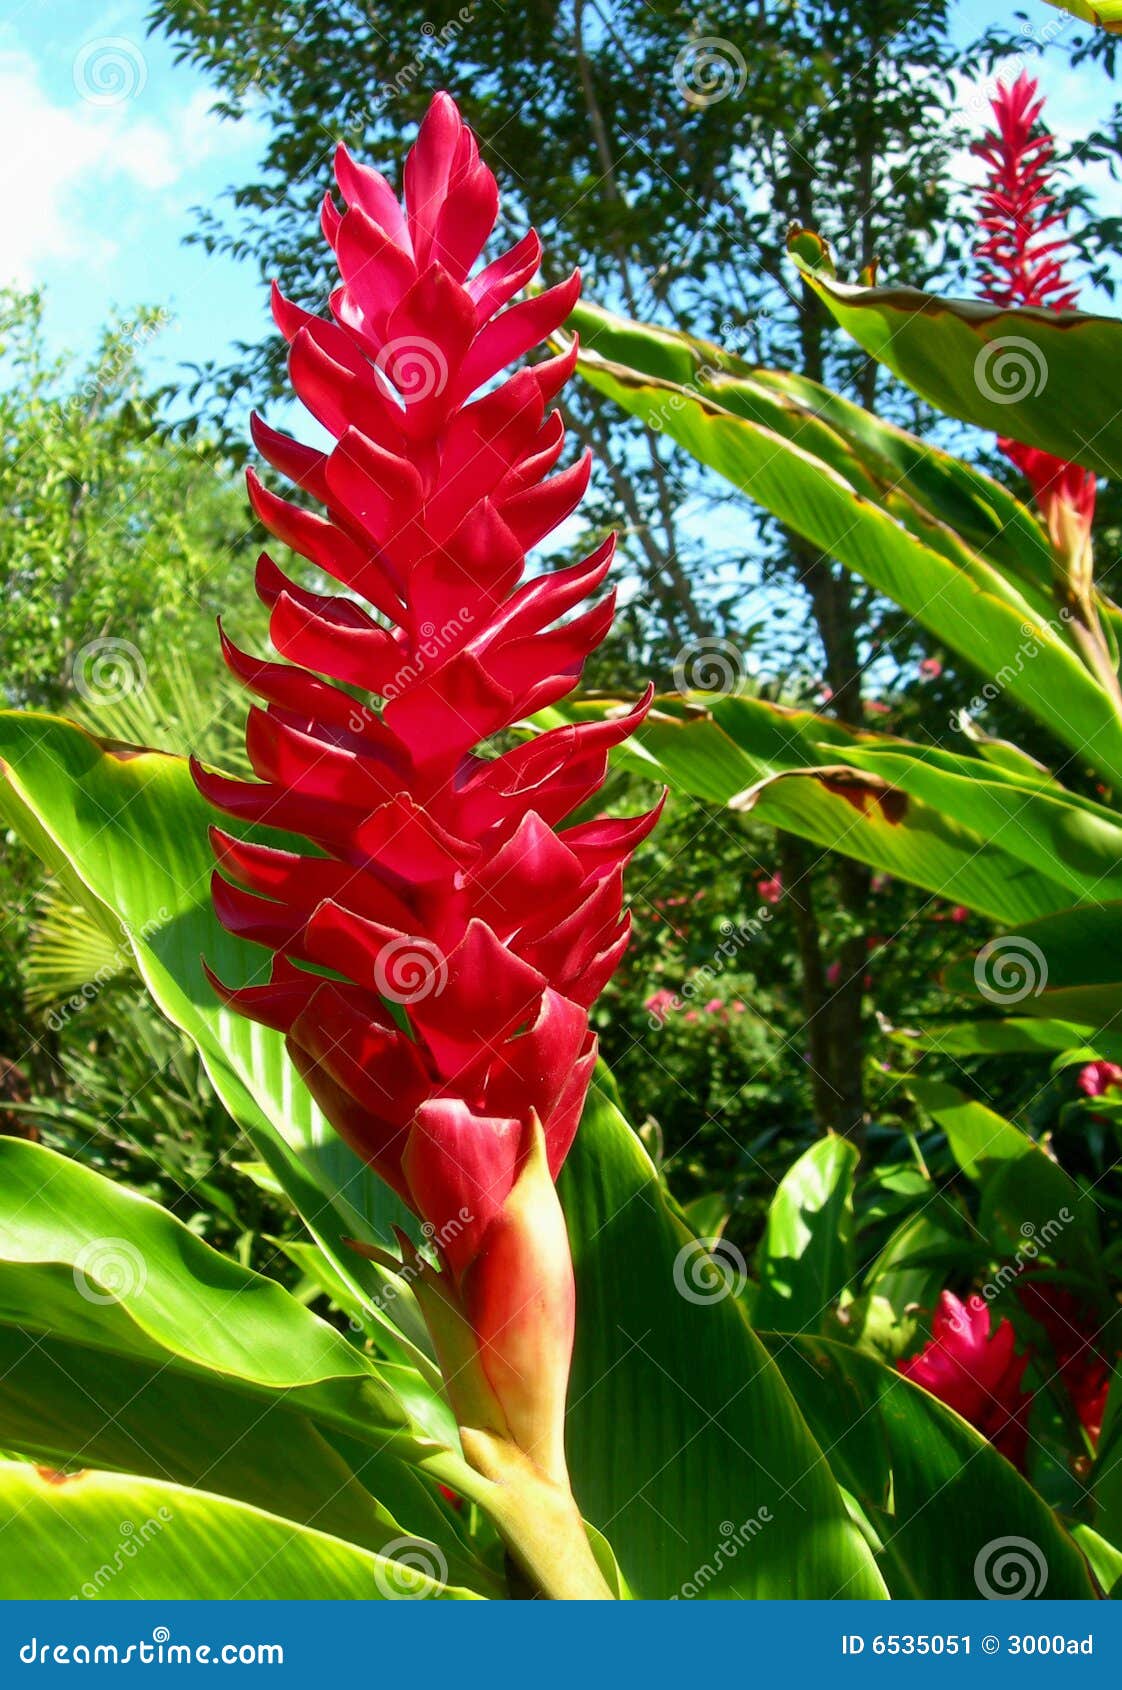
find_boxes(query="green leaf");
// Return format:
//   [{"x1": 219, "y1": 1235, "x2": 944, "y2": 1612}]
[
  {"x1": 0, "y1": 1138, "x2": 495, "y2": 1588},
  {"x1": 0, "y1": 1462, "x2": 479, "y2": 1600},
  {"x1": 943, "y1": 902, "x2": 1122, "y2": 1035},
  {"x1": 839, "y1": 745, "x2": 1122, "y2": 906},
  {"x1": 566, "y1": 300, "x2": 1122, "y2": 784},
  {"x1": 891, "y1": 1018, "x2": 1096, "y2": 1059},
  {"x1": 787, "y1": 234, "x2": 1122, "y2": 481},
  {"x1": 859, "y1": 1204, "x2": 972, "y2": 1355},
  {"x1": 904, "y1": 1078, "x2": 1102, "y2": 1287},
  {"x1": 0, "y1": 1327, "x2": 474, "y2": 1577},
  {"x1": 752, "y1": 1136, "x2": 859, "y2": 1334},
  {"x1": 543, "y1": 693, "x2": 1074, "y2": 924},
  {"x1": 1071, "y1": 1525, "x2": 1122, "y2": 1598},
  {"x1": 558, "y1": 1083, "x2": 887, "y2": 1599},
  {"x1": 766, "y1": 1337, "x2": 1096, "y2": 1599},
  {"x1": 0, "y1": 710, "x2": 427, "y2": 1368}
]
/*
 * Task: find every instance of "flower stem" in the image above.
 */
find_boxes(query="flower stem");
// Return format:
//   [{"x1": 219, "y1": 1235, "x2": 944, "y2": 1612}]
[{"x1": 458, "y1": 1429, "x2": 616, "y2": 1600}]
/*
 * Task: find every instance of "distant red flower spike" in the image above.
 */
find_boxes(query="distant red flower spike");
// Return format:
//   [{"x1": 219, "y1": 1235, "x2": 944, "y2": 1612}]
[
  {"x1": 194, "y1": 92, "x2": 660, "y2": 1485},
  {"x1": 898, "y1": 1291, "x2": 1033, "y2": 1468},
  {"x1": 974, "y1": 73, "x2": 1096, "y2": 552}
]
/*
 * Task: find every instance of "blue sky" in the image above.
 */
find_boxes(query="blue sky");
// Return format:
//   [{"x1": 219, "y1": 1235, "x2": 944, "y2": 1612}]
[
  {"x1": 0, "y1": 0, "x2": 267, "y2": 388},
  {"x1": 2, "y1": 0, "x2": 1120, "y2": 404}
]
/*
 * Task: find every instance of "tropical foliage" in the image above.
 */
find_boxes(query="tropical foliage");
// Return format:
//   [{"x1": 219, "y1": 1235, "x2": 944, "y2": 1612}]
[{"x1": 1, "y1": 11, "x2": 1122, "y2": 1604}]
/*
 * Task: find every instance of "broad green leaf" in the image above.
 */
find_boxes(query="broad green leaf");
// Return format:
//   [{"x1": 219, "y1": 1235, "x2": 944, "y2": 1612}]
[
  {"x1": 1093, "y1": 1373, "x2": 1122, "y2": 1564},
  {"x1": 752, "y1": 1136, "x2": 859, "y2": 1333},
  {"x1": 788, "y1": 230, "x2": 1122, "y2": 481},
  {"x1": 558, "y1": 1083, "x2": 887, "y2": 1599},
  {"x1": 858, "y1": 1204, "x2": 972, "y2": 1356},
  {"x1": 0, "y1": 1327, "x2": 480, "y2": 1581},
  {"x1": 0, "y1": 1139, "x2": 493, "y2": 1587},
  {"x1": 0, "y1": 709, "x2": 428, "y2": 1369},
  {"x1": 543, "y1": 693, "x2": 1074, "y2": 923},
  {"x1": 567, "y1": 301, "x2": 1122, "y2": 783},
  {"x1": 0, "y1": 1138, "x2": 462, "y2": 1462},
  {"x1": 1072, "y1": 1525, "x2": 1122, "y2": 1597},
  {"x1": 567, "y1": 299, "x2": 1055, "y2": 599},
  {"x1": 766, "y1": 1337, "x2": 1096, "y2": 1599},
  {"x1": 943, "y1": 902, "x2": 1122, "y2": 1034},
  {"x1": 891, "y1": 1019, "x2": 1096, "y2": 1059},
  {"x1": 904, "y1": 1078, "x2": 1102, "y2": 1286},
  {"x1": 840, "y1": 746, "x2": 1122, "y2": 905},
  {"x1": 0, "y1": 1461, "x2": 477, "y2": 1600}
]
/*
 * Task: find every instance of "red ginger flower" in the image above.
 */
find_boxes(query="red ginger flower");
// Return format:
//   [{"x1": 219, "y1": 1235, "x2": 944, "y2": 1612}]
[
  {"x1": 192, "y1": 93, "x2": 659, "y2": 1479},
  {"x1": 898, "y1": 1292, "x2": 1032, "y2": 1468},
  {"x1": 1018, "y1": 1279, "x2": 1115, "y2": 1447},
  {"x1": 974, "y1": 73, "x2": 1096, "y2": 554},
  {"x1": 1077, "y1": 1059, "x2": 1122, "y2": 1100}
]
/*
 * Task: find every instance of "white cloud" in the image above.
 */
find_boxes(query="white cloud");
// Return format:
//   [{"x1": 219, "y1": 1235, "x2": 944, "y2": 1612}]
[{"x1": 0, "y1": 49, "x2": 263, "y2": 288}]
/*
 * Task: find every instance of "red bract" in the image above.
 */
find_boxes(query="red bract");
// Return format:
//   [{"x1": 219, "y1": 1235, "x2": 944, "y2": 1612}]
[
  {"x1": 898, "y1": 1292, "x2": 1032, "y2": 1467},
  {"x1": 1077, "y1": 1059, "x2": 1122, "y2": 1099},
  {"x1": 1018, "y1": 1280, "x2": 1114, "y2": 1447},
  {"x1": 192, "y1": 93, "x2": 658, "y2": 1422},
  {"x1": 974, "y1": 73, "x2": 1096, "y2": 549}
]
